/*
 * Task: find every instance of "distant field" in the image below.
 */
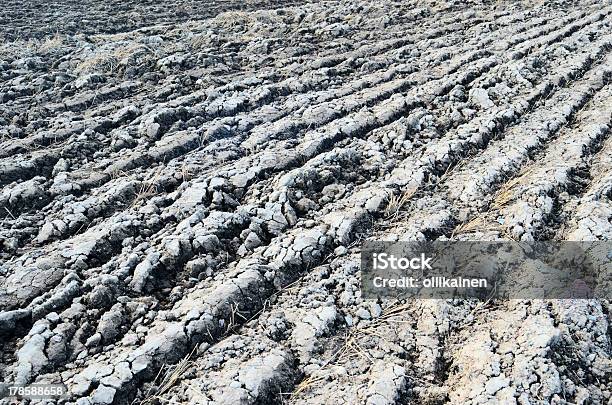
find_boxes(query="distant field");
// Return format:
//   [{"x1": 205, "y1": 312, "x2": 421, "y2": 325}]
[{"x1": 0, "y1": 0, "x2": 310, "y2": 39}]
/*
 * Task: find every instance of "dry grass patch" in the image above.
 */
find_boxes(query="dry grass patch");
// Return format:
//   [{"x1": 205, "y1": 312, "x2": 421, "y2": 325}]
[
  {"x1": 39, "y1": 33, "x2": 65, "y2": 52},
  {"x1": 384, "y1": 187, "x2": 418, "y2": 219},
  {"x1": 451, "y1": 215, "x2": 501, "y2": 237},
  {"x1": 131, "y1": 167, "x2": 164, "y2": 208},
  {"x1": 190, "y1": 9, "x2": 287, "y2": 47},
  {"x1": 141, "y1": 347, "x2": 197, "y2": 405},
  {"x1": 76, "y1": 42, "x2": 156, "y2": 74},
  {"x1": 0, "y1": 33, "x2": 65, "y2": 59},
  {"x1": 491, "y1": 166, "x2": 535, "y2": 210}
]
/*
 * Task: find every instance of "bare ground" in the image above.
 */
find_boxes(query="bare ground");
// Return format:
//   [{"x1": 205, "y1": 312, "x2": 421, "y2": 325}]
[{"x1": 0, "y1": 0, "x2": 610, "y2": 404}]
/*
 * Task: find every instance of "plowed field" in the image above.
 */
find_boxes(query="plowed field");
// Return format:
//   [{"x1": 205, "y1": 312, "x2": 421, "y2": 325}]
[{"x1": 0, "y1": 1, "x2": 610, "y2": 404}]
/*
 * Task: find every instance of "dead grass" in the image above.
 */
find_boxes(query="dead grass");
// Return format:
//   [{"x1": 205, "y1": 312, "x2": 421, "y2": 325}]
[
  {"x1": 450, "y1": 166, "x2": 538, "y2": 238},
  {"x1": 496, "y1": 0, "x2": 547, "y2": 7},
  {"x1": 287, "y1": 300, "x2": 414, "y2": 400},
  {"x1": 76, "y1": 42, "x2": 156, "y2": 74},
  {"x1": 291, "y1": 374, "x2": 330, "y2": 397},
  {"x1": 350, "y1": 300, "x2": 415, "y2": 344},
  {"x1": 451, "y1": 216, "x2": 487, "y2": 235},
  {"x1": 140, "y1": 347, "x2": 197, "y2": 405},
  {"x1": 39, "y1": 33, "x2": 64, "y2": 52},
  {"x1": 0, "y1": 33, "x2": 65, "y2": 59},
  {"x1": 131, "y1": 167, "x2": 164, "y2": 208},
  {"x1": 179, "y1": 163, "x2": 193, "y2": 182},
  {"x1": 189, "y1": 32, "x2": 215, "y2": 50},
  {"x1": 132, "y1": 182, "x2": 157, "y2": 206},
  {"x1": 491, "y1": 166, "x2": 534, "y2": 210},
  {"x1": 4, "y1": 207, "x2": 16, "y2": 220},
  {"x1": 189, "y1": 9, "x2": 287, "y2": 48},
  {"x1": 214, "y1": 10, "x2": 261, "y2": 28},
  {"x1": 384, "y1": 186, "x2": 418, "y2": 219},
  {"x1": 76, "y1": 52, "x2": 119, "y2": 74},
  {"x1": 109, "y1": 167, "x2": 128, "y2": 181},
  {"x1": 224, "y1": 301, "x2": 248, "y2": 334},
  {"x1": 0, "y1": 131, "x2": 16, "y2": 143}
]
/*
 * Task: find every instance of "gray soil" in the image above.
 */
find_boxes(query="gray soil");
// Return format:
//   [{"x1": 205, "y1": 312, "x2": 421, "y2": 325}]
[{"x1": 0, "y1": 0, "x2": 610, "y2": 404}]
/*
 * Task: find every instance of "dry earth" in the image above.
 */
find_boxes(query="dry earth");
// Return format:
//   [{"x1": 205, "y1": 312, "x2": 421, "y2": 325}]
[{"x1": 0, "y1": 0, "x2": 611, "y2": 404}]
